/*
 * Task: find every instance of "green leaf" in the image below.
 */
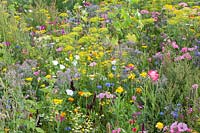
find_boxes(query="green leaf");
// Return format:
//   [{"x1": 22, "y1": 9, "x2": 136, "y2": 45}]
[{"x1": 36, "y1": 127, "x2": 45, "y2": 133}]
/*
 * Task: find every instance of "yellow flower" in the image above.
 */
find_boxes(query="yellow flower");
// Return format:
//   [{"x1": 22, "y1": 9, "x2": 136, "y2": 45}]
[
  {"x1": 53, "y1": 99, "x2": 63, "y2": 104},
  {"x1": 45, "y1": 74, "x2": 51, "y2": 79},
  {"x1": 140, "y1": 72, "x2": 147, "y2": 78},
  {"x1": 116, "y1": 86, "x2": 124, "y2": 93},
  {"x1": 59, "y1": 13, "x2": 68, "y2": 17},
  {"x1": 128, "y1": 73, "x2": 136, "y2": 80},
  {"x1": 40, "y1": 84, "x2": 46, "y2": 88},
  {"x1": 142, "y1": 45, "x2": 148, "y2": 48},
  {"x1": 25, "y1": 77, "x2": 33, "y2": 82},
  {"x1": 68, "y1": 97, "x2": 74, "y2": 102},
  {"x1": 136, "y1": 88, "x2": 142, "y2": 94},
  {"x1": 108, "y1": 73, "x2": 114, "y2": 79},
  {"x1": 156, "y1": 122, "x2": 164, "y2": 130},
  {"x1": 4, "y1": 128, "x2": 10, "y2": 133}
]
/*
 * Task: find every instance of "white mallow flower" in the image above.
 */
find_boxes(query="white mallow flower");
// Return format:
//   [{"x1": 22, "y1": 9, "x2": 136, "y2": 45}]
[
  {"x1": 111, "y1": 60, "x2": 116, "y2": 65},
  {"x1": 75, "y1": 55, "x2": 80, "y2": 60},
  {"x1": 66, "y1": 89, "x2": 74, "y2": 96},
  {"x1": 52, "y1": 60, "x2": 59, "y2": 65},
  {"x1": 60, "y1": 64, "x2": 65, "y2": 69},
  {"x1": 72, "y1": 60, "x2": 77, "y2": 66}
]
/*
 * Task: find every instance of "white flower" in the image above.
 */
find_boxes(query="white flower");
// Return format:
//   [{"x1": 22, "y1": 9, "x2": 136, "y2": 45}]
[
  {"x1": 66, "y1": 89, "x2": 74, "y2": 96},
  {"x1": 60, "y1": 64, "x2": 65, "y2": 69},
  {"x1": 52, "y1": 60, "x2": 59, "y2": 65},
  {"x1": 111, "y1": 60, "x2": 116, "y2": 65},
  {"x1": 72, "y1": 60, "x2": 77, "y2": 66},
  {"x1": 75, "y1": 55, "x2": 80, "y2": 60},
  {"x1": 65, "y1": 58, "x2": 69, "y2": 61}
]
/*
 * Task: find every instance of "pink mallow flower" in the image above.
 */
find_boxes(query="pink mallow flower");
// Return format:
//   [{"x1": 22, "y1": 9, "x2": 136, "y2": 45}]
[
  {"x1": 177, "y1": 122, "x2": 189, "y2": 132},
  {"x1": 171, "y1": 41, "x2": 179, "y2": 49},
  {"x1": 181, "y1": 47, "x2": 188, "y2": 53},
  {"x1": 148, "y1": 70, "x2": 159, "y2": 81},
  {"x1": 112, "y1": 128, "x2": 121, "y2": 133}
]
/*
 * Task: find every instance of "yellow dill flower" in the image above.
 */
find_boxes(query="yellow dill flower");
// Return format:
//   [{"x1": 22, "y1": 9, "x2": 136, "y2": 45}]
[
  {"x1": 59, "y1": 13, "x2": 68, "y2": 17},
  {"x1": 25, "y1": 77, "x2": 33, "y2": 82},
  {"x1": 83, "y1": 92, "x2": 92, "y2": 97},
  {"x1": 142, "y1": 45, "x2": 148, "y2": 48},
  {"x1": 136, "y1": 88, "x2": 142, "y2": 94},
  {"x1": 140, "y1": 72, "x2": 147, "y2": 78},
  {"x1": 45, "y1": 74, "x2": 51, "y2": 79},
  {"x1": 115, "y1": 86, "x2": 124, "y2": 93},
  {"x1": 40, "y1": 84, "x2": 46, "y2": 88},
  {"x1": 156, "y1": 122, "x2": 164, "y2": 130},
  {"x1": 4, "y1": 128, "x2": 9, "y2": 133},
  {"x1": 128, "y1": 73, "x2": 136, "y2": 80},
  {"x1": 53, "y1": 99, "x2": 63, "y2": 104}
]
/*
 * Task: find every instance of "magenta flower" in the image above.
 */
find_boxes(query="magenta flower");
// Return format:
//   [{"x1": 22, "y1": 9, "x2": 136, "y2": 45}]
[
  {"x1": 148, "y1": 70, "x2": 159, "y2": 81},
  {"x1": 56, "y1": 47, "x2": 63, "y2": 52}
]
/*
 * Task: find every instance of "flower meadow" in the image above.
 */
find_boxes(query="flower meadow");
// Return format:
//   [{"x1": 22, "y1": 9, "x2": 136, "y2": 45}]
[{"x1": 0, "y1": 0, "x2": 200, "y2": 132}]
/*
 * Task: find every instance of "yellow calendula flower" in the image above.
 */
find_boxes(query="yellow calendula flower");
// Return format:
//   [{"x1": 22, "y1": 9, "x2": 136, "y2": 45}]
[
  {"x1": 136, "y1": 87, "x2": 142, "y2": 94},
  {"x1": 53, "y1": 99, "x2": 63, "y2": 104},
  {"x1": 156, "y1": 122, "x2": 164, "y2": 130},
  {"x1": 45, "y1": 74, "x2": 51, "y2": 79},
  {"x1": 128, "y1": 73, "x2": 136, "y2": 80},
  {"x1": 140, "y1": 72, "x2": 147, "y2": 78},
  {"x1": 115, "y1": 86, "x2": 124, "y2": 93},
  {"x1": 25, "y1": 77, "x2": 33, "y2": 82},
  {"x1": 108, "y1": 73, "x2": 114, "y2": 79}
]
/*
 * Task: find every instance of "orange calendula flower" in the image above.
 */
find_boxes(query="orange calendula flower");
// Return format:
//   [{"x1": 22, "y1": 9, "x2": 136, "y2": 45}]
[
  {"x1": 68, "y1": 97, "x2": 74, "y2": 102},
  {"x1": 60, "y1": 112, "x2": 66, "y2": 117}
]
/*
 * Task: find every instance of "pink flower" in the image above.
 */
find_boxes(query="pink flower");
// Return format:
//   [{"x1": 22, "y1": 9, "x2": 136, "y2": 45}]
[
  {"x1": 179, "y1": 2, "x2": 188, "y2": 7},
  {"x1": 140, "y1": 10, "x2": 149, "y2": 14},
  {"x1": 181, "y1": 47, "x2": 188, "y2": 53},
  {"x1": 112, "y1": 128, "x2": 121, "y2": 133},
  {"x1": 177, "y1": 122, "x2": 188, "y2": 132},
  {"x1": 89, "y1": 62, "x2": 97, "y2": 67},
  {"x1": 171, "y1": 41, "x2": 179, "y2": 49},
  {"x1": 182, "y1": 53, "x2": 192, "y2": 60},
  {"x1": 148, "y1": 70, "x2": 159, "y2": 81},
  {"x1": 33, "y1": 70, "x2": 40, "y2": 76},
  {"x1": 192, "y1": 84, "x2": 198, "y2": 89},
  {"x1": 56, "y1": 47, "x2": 63, "y2": 52}
]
